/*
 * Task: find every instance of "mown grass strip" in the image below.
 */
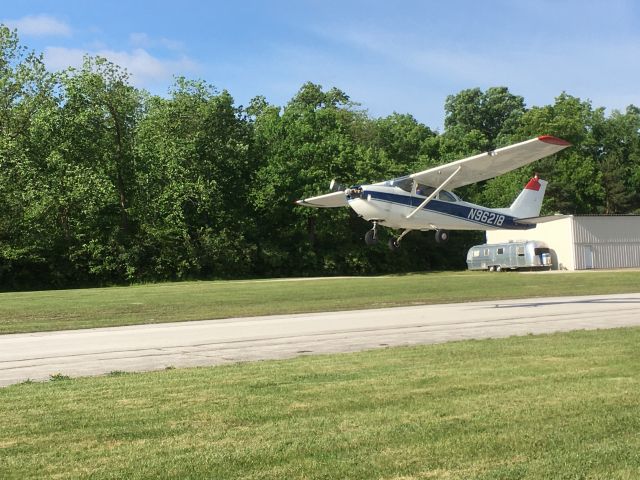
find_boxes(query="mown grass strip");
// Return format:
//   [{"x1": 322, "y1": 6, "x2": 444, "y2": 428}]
[
  {"x1": 1, "y1": 270, "x2": 639, "y2": 334},
  {"x1": 1, "y1": 327, "x2": 639, "y2": 479}
]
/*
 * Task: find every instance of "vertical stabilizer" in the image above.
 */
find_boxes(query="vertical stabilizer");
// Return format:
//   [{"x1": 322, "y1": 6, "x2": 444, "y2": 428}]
[{"x1": 506, "y1": 176, "x2": 548, "y2": 219}]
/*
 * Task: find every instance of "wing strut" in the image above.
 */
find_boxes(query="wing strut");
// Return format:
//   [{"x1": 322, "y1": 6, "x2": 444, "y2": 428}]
[{"x1": 405, "y1": 166, "x2": 462, "y2": 220}]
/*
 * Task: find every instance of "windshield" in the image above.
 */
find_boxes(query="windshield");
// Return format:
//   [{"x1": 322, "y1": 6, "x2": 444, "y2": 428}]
[{"x1": 385, "y1": 177, "x2": 413, "y2": 192}]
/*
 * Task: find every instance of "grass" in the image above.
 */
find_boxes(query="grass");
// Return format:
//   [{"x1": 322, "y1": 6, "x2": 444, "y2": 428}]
[
  {"x1": 1, "y1": 270, "x2": 640, "y2": 334},
  {"x1": 1, "y1": 327, "x2": 639, "y2": 479}
]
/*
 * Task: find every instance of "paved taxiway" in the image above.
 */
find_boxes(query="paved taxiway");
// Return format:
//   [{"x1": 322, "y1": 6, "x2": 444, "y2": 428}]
[{"x1": 1, "y1": 293, "x2": 640, "y2": 387}]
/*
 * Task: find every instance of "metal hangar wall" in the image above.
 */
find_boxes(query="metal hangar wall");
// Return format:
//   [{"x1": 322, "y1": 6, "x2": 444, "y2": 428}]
[{"x1": 485, "y1": 215, "x2": 640, "y2": 270}]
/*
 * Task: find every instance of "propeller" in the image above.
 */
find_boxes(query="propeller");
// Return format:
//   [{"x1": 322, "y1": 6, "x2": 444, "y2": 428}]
[{"x1": 329, "y1": 179, "x2": 344, "y2": 192}]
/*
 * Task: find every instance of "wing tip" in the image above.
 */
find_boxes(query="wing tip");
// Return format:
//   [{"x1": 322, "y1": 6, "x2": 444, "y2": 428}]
[{"x1": 538, "y1": 135, "x2": 571, "y2": 146}]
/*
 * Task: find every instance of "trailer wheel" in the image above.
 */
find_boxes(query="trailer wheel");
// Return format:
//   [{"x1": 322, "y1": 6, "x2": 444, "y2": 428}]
[
  {"x1": 496, "y1": 266, "x2": 502, "y2": 272},
  {"x1": 488, "y1": 266, "x2": 495, "y2": 272}
]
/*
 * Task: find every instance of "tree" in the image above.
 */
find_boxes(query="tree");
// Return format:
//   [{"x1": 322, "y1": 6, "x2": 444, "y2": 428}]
[
  {"x1": 0, "y1": 26, "x2": 62, "y2": 288},
  {"x1": 504, "y1": 93, "x2": 604, "y2": 214},
  {"x1": 50, "y1": 56, "x2": 144, "y2": 282},
  {"x1": 444, "y1": 87, "x2": 526, "y2": 149},
  {"x1": 593, "y1": 106, "x2": 640, "y2": 213},
  {"x1": 249, "y1": 83, "x2": 366, "y2": 275},
  {"x1": 134, "y1": 78, "x2": 255, "y2": 280}
]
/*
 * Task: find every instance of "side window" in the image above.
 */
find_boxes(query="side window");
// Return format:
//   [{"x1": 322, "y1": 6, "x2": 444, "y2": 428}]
[
  {"x1": 438, "y1": 191, "x2": 457, "y2": 202},
  {"x1": 416, "y1": 184, "x2": 435, "y2": 197},
  {"x1": 472, "y1": 249, "x2": 480, "y2": 257},
  {"x1": 497, "y1": 248, "x2": 504, "y2": 255},
  {"x1": 483, "y1": 248, "x2": 490, "y2": 256},
  {"x1": 516, "y1": 246, "x2": 525, "y2": 256}
]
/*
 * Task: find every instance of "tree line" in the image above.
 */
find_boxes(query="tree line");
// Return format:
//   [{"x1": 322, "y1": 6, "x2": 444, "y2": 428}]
[{"x1": 2, "y1": 26, "x2": 639, "y2": 290}]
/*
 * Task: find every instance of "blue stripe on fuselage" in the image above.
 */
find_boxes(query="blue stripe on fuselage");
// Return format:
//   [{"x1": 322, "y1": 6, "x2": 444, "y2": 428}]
[{"x1": 363, "y1": 190, "x2": 533, "y2": 230}]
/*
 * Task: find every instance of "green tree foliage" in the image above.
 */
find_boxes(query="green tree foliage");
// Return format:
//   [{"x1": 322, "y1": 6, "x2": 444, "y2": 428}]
[
  {"x1": 593, "y1": 106, "x2": 640, "y2": 213},
  {"x1": 444, "y1": 86, "x2": 526, "y2": 149},
  {"x1": 0, "y1": 26, "x2": 61, "y2": 287},
  {"x1": 53, "y1": 56, "x2": 143, "y2": 282},
  {"x1": 134, "y1": 78, "x2": 255, "y2": 280},
  {"x1": 440, "y1": 87, "x2": 527, "y2": 204},
  {"x1": 249, "y1": 82, "x2": 371, "y2": 275},
  {"x1": 1, "y1": 27, "x2": 640, "y2": 289}
]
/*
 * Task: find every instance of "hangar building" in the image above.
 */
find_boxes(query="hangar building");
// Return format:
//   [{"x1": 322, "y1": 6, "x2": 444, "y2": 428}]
[{"x1": 486, "y1": 215, "x2": 640, "y2": 270}]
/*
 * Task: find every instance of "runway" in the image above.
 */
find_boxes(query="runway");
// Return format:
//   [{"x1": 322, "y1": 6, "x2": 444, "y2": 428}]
[{"x1": 1, "y1": 293, "x2": 640, "y2": 387}]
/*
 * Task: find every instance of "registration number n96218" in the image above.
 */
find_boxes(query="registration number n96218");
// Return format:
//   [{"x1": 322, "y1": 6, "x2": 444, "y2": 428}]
[{"x1": 467, "y1": 208, "x2": 505, "y2": 226}]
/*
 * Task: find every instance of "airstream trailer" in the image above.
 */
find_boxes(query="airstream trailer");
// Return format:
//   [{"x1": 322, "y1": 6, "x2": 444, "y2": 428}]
[{"x1": 466, "y1": 240, "x2": 553, "y2": 271}]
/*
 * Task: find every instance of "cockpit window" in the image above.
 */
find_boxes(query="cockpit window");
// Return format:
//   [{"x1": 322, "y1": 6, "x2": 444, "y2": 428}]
[{"x1": 388, "y1": 177, "x2": 413, "y2": 192}]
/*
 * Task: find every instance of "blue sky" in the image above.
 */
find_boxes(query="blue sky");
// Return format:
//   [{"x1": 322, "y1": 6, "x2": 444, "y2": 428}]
[{"x1": 3, "y1": 0, "x2": 639, "y2": 129}]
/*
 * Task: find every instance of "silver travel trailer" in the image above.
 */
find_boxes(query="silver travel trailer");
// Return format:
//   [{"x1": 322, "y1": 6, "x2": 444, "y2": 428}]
[{"x1": 466, "y1": 240, "x2": 553, "y2": 271}]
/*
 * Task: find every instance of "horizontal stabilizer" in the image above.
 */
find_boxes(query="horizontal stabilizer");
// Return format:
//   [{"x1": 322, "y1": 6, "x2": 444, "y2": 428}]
[
  {"x1": 296, "y1": 190, "x2": 348, "y2": 208},
  {"x1": 514, "y1": 214, "x2": 570, "y2": 225}
]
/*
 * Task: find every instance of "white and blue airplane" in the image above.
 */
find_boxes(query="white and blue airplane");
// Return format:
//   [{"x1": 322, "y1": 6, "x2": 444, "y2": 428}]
[{"x1": 296, "y1": 136, "x2": 571, "y2": 250}]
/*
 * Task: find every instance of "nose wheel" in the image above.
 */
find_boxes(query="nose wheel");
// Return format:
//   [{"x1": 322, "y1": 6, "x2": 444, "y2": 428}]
[{"x1": 364, "y1": 222, "x2": 379, "y2": 245}]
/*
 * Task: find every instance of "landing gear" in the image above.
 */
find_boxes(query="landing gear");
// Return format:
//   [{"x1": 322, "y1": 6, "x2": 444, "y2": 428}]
[
  {"x1": 435, "y1": 229, "x2": 449, "y2": 243},
  {"x1": 387, "y1": 229, "x2": 412, "y2": 251},
  {"x1": 364, "y1": 222, "x2": 379, "y2": 245}
]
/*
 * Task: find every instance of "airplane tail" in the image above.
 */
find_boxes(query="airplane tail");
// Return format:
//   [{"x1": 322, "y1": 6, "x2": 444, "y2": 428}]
[{"x1": 503, "y1": 176, "x2": 548, "y2": 219}]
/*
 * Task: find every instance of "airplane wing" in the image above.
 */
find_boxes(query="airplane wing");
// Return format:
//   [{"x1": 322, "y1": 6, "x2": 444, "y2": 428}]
[
  {"x1": 410, "y1": 136, "x2": 571, "y2": 189},
  {"x1": 295, "y1": 190, "x2": 348, "y2": 208}
]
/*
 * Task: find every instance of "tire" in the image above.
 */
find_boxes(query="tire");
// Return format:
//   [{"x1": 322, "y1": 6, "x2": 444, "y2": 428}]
[
  {"x1": 435, "y1": 229, "x2": 449, "y2": 243},
  {"x1": 365, "y1": 229, "x2": 378, "y2": 246},
  {"x1": 388, "y1": 238, "x2": 400, "y2": 251}
]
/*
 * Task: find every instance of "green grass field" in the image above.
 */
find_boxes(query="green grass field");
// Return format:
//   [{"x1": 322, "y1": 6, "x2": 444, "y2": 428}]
[
  {"x1": 1, "y1": 270, "x2": 640, "y2": 334},
  {"x1": 1, "y1": 327, "x2": 639, "y2": 479}
]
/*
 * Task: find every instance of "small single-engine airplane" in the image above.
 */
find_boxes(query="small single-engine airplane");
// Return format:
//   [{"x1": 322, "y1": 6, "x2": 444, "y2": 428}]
[{"x1": 296, "y1": 135, "x2": 571, "y2": 250}]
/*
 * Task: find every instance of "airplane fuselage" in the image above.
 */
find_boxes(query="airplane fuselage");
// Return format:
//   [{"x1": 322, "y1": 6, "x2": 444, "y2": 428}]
[
  {"x1": 296, "y1": 136, "x2": 569, "y2": 249},
  {"x1": 347, "y1": 184, "x2": 534, "y2": 231}
]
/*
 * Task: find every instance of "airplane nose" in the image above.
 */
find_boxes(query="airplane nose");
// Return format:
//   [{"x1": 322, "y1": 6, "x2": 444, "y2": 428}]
[{"x1": 347, "y1": 187, "x2": 363, "y2": 199}]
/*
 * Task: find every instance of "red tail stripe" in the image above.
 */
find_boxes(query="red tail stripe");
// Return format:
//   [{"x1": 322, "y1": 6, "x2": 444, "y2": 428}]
[{"x1": 525, "y1": 177, "x2": 541, "y2": 191}]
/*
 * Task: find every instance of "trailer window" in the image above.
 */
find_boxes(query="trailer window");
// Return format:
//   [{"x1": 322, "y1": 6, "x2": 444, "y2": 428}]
[
  {"x1": 483, "y1": 248, "x2": 489, "y2": 256},
  {"x1": 534, "y1": 248, "x2": 550, "y2": 255},
  {"x1": 472, "y1": 249, "x2": 480, "y2": 257},
  {"x1": 516, "y1": 246, "x2": 525, "y2": 256},
  {"x1": 497, "y1": 248, "x2": 504, "y2": 255}
]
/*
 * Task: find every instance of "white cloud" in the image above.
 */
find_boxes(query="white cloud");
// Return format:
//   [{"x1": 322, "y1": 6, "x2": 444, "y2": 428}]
[
  {"x1": 3, "y1": 14, "x2": 71, "y2": 37},
  {"x1": 130, "y1": 32, "x2": 185, "y2": 52},
  {"x1": 43, "y1": 46, "x2": 199, "y2": 91}
]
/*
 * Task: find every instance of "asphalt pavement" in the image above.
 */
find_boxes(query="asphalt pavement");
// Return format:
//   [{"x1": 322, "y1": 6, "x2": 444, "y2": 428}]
[{"x1": 1, "y1": 293, "x2": 640, "y2": 387}]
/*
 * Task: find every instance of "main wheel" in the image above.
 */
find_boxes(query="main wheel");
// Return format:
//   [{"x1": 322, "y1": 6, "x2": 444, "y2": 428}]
[
  {"x1": 388, "y1": 238, "x2": 400, "y2": 251},
  {"x1": 365, "y1": 229, "x2": 378, "y2": 246},
  {"x1": 435, "y1": 229, "x2": 449, "y2": 243}
]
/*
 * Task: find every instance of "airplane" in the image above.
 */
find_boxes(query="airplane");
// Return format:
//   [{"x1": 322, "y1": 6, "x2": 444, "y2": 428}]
[{"x1": 296, "y1": 135, "x2": 571, "y2": 250}]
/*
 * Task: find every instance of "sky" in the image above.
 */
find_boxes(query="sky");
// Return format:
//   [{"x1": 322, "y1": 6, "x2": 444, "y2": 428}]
[{"x1": 3, "y1": 0, "x2": 640, "y2": 130}]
